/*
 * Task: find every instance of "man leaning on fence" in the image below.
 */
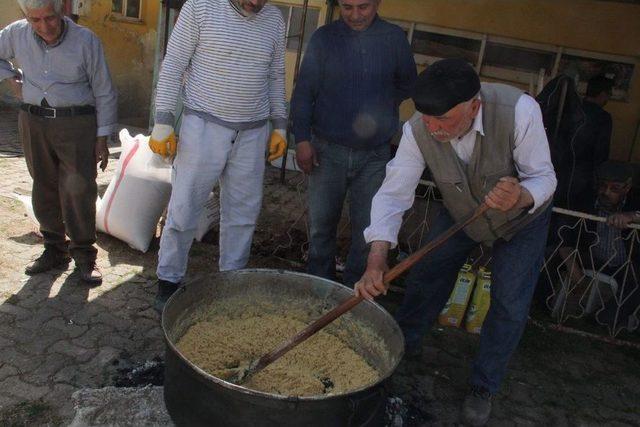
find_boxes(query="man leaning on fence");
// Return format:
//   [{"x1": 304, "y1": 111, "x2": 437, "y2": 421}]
[
  {"x1": 290, "y1": 0, "x2": 417, "y2": 286},
  {"x1": 549, "y1": 160, "x2": 640, "y2": 333},
  {"x1": 0, "y1": 0, "x2": 117, "y2": 284},
  {"x1": 149, "y1": 0, "x2": 288, "y2": 312},
  {"x1": 355, "y1": 58, "x2": 557, "y2": 425}
]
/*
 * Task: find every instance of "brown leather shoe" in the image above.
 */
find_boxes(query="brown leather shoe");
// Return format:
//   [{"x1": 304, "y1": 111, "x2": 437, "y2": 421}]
[
  {"x1": 77, "y1": 262, "x2": 102, "y2": 285},
  {"x1": 25, "y1": 249, "x2": 71, "y2": 275}
]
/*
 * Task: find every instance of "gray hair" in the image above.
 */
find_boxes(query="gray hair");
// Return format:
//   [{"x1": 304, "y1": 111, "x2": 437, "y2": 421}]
[{"x1": 17, "y1": 0, "x2": 63, "y2": 14}]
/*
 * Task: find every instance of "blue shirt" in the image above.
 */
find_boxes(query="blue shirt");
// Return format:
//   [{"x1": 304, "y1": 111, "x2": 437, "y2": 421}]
[
  {"x1": 291, "y1": 16, "x2": 417, "y2": 150},
  {"x1": 0, "y1": 17, "x2": 117, "y2": 137}
]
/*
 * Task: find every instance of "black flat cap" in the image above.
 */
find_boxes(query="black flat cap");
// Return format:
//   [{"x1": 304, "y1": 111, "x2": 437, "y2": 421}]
[
  {"x1": 597, "y1": 160, "x2": 634, "y2": 183},
  {"x1": 412, "y1": 58, "x2": 481, "y2": 116}
]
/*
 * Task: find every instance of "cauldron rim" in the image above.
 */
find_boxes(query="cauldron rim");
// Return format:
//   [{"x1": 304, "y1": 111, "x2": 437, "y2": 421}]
[{"x1": 162, "y1": 268, "x2": 404, "y2": 402}]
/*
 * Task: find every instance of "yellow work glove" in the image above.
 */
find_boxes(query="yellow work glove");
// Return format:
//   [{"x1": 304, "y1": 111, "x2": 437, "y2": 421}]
[
  {"x1": 149, "y1": 124, "x2": 177, "y2": 158},
  {"x1": 268, "y1": 129, "x2": 287, "y2": 162}
]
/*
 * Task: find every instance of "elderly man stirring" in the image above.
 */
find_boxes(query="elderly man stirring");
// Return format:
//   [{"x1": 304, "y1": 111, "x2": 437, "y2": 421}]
[
  {"x1": 356, "y1": 58, "x2": 556, "y2": 425},
  {"x1": 0, "y1": 0, "x2": 117, "y2": 284}
]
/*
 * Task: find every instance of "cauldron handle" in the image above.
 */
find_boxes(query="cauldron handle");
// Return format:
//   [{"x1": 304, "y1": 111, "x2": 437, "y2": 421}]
[{"x1": 237, "y1": 203, "x2": 490, "y2": 383}]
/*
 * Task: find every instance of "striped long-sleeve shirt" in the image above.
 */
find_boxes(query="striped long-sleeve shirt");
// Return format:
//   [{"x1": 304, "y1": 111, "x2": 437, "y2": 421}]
[{"x1": 154, "y1": 0, "x2": 287, "y2": 130}]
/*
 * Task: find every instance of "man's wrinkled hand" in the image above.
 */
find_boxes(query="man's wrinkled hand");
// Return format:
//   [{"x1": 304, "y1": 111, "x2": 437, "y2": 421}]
[
  {"x1": 295, "y1": 140, "x2": 318, "y2": 174},
  {"x1": 607, "y1": 212, "x2": 635, "y2": 229},
  {"x1": 354, "y1": 253, "x2": 389, "y2": 301},
  {"x1": 95, "y1": 136, "x2": 109, "y2": 171},
  {"x1": 149, "y1": 124, "x2": 177, "y2": 158},
  {"x1": 268, "y1": 129, "x2": 286, "y2": 162},
  {"x1": 484, "y1": 176, "x2": 522, "y2": 212}
]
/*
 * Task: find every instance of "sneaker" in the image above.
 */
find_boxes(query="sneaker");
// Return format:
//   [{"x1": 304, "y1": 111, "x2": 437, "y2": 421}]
[
  {"x1": 77, "y1": 262, "x2": 103, "y2": 285},
  {"x1": 154, "y1": 280, "x2": 180, "y2": 314},
  {"x1": 25, "y1": 248, "x2": 71, "y2": 275},
  {"x1": 461, "y1": 386, "x2": 492, "y2": 426}
]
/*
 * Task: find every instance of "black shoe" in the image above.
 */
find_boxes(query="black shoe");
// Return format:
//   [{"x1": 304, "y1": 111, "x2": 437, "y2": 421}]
[
  {"x1": 25, "y1": 249, "x2": 71, "y2": 275},
  {"x1": 154, "y1": 280, "x2": 180, "y2": 314},
  {"x1": 461, "y1": 386, "x2": 493, "y2": 426},
  {"x1": 77, "y1": 261, "x2": 102, "y2": 285}
]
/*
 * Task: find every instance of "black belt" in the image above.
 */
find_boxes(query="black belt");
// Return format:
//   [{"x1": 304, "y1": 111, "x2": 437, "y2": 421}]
[{"x1": 21, "y1": 103, "x2": 95, "y2": 118}]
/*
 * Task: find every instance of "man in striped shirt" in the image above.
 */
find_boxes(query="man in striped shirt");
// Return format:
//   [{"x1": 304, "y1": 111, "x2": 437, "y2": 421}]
[{"x1": 149, "y1": 0, "x2": 287, "y2": 311}]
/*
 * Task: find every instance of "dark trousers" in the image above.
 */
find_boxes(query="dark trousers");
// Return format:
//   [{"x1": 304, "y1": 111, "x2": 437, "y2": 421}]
[
  {"x1": 18, "y1": 111, "x2": 98, "y2": 263},
  {"x1": 307, "y1": 140, "x2": 389, "y2": 286},
  {"x1": 396, "y1": 205, "x2": 552, "y2": 394}
]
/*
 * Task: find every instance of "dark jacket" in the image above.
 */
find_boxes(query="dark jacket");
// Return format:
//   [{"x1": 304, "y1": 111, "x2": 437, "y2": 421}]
[
  {"x1": 536, "y1": 75, "x2": 611, "y2": 211},
  {"x1": 291, "y1": 16, "x2": 417, "y2": 150}
]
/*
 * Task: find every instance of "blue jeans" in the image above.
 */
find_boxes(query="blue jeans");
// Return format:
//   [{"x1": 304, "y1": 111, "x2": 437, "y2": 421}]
[
  {"x1": 396, "y1": 204, "x2": 552, "y2": 394},
  {"x1": 307, "y1": 140, "x2": 390, "y2": 286}
]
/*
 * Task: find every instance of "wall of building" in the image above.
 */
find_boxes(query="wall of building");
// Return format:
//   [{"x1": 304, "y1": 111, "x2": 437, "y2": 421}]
[
  {"x1": 78, "y1": 0, "x2": 158, "y2": 127},
  {"x1": 0, "y1": 1, "x2": 21, "y2": 28}
]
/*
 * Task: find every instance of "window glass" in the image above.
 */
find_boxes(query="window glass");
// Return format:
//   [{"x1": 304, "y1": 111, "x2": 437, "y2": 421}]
[
  {"x1": 286, "y1": 7, "x2": 320, "y2": 52},
  {"x1": 112, "y1": 0, "x2": 123, "y2": 13},
  {"x1": 412, "y1": 30, "x2": 481, "y2": 65},
  {"x1": 483, "y1": 42, "x2": 555, "y2": 76},
  {"x1": 559, "y1": 54, "x2": 634, "y2": 101},
  {"x1": 126, "y1": 0, "x2": 140, "y2": 18}
]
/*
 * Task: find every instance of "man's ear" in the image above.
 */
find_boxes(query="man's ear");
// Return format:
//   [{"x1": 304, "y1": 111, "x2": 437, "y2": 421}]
[{"x1": 469, "y1": 98, "x2": 481, "y2": 117}]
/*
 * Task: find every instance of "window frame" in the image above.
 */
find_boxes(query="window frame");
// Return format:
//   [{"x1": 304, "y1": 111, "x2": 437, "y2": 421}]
[
  {"x1": 410, "y1": 23, "x2": 485, "y2": 70},
  {"x1": 273, "y1": 2, "x2": 323, "y2": 53},
  {"x1": 111, "y1": 0, "x2": 143, "y2": 23},
  {"x1": 388, "y1": 18, "x2": 636, "y2": 101}
]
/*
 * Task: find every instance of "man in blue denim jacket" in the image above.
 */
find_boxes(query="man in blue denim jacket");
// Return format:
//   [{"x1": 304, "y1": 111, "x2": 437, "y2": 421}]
[{"x1": 291, "y1": 0, "x2": 416, "y2": 286}]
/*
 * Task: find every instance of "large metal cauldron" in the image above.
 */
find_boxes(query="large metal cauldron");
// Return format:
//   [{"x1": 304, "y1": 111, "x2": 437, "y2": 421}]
[{"x1": 162, "y1": 269, "x2": 404, "y2": 427}]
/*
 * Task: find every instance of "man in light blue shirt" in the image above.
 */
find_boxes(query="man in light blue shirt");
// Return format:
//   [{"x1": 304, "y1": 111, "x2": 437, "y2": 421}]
[{"x1": 0, "y1": 0, "x2": 117, "y2": 284}]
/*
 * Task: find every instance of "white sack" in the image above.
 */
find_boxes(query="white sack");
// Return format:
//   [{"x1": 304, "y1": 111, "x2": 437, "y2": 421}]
[
  {"x1": 269, "y1": 148, "x2": 301, "y2": 172},
  {"x1": 12, "y1": 192, "x2": 38, "y2": 225},
  {"x1": 96, "y1": 129, "x2": 172, "y2": 252},
  {"x1": 13, "y1": 192, "x2": 101, "y2": 233}
]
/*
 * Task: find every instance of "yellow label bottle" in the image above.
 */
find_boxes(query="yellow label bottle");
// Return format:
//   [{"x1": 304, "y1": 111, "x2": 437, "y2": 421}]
[
  {"x1": 465, "y1": 267, "x2": 492, "y2": 334},
  {"x1": 438, "y1": 263, "x2": 476, "y2": 328}
]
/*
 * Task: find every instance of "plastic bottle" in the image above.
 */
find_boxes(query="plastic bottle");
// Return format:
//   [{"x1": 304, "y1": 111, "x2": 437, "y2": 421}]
[
  {"x1": 438, "y1": 263, "x2": 476, "y2": 327},
  {"x1": 465, "y1": 267, "x2": 492, "y2": 334}
]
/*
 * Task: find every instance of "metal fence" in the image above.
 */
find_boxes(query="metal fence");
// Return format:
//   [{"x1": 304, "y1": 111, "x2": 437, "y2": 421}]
[
  {"x1": 272, "y1": 177, "x2": 640, "y2": 337},
  {"x1": 540, "y1": 207, "x2": 639, "y2": 337}
]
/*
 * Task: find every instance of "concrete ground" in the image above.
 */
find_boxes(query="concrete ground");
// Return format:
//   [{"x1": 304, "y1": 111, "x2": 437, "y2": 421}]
[{"x1": 0, "y1": 106, "x2": 639, "y2": 426}]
